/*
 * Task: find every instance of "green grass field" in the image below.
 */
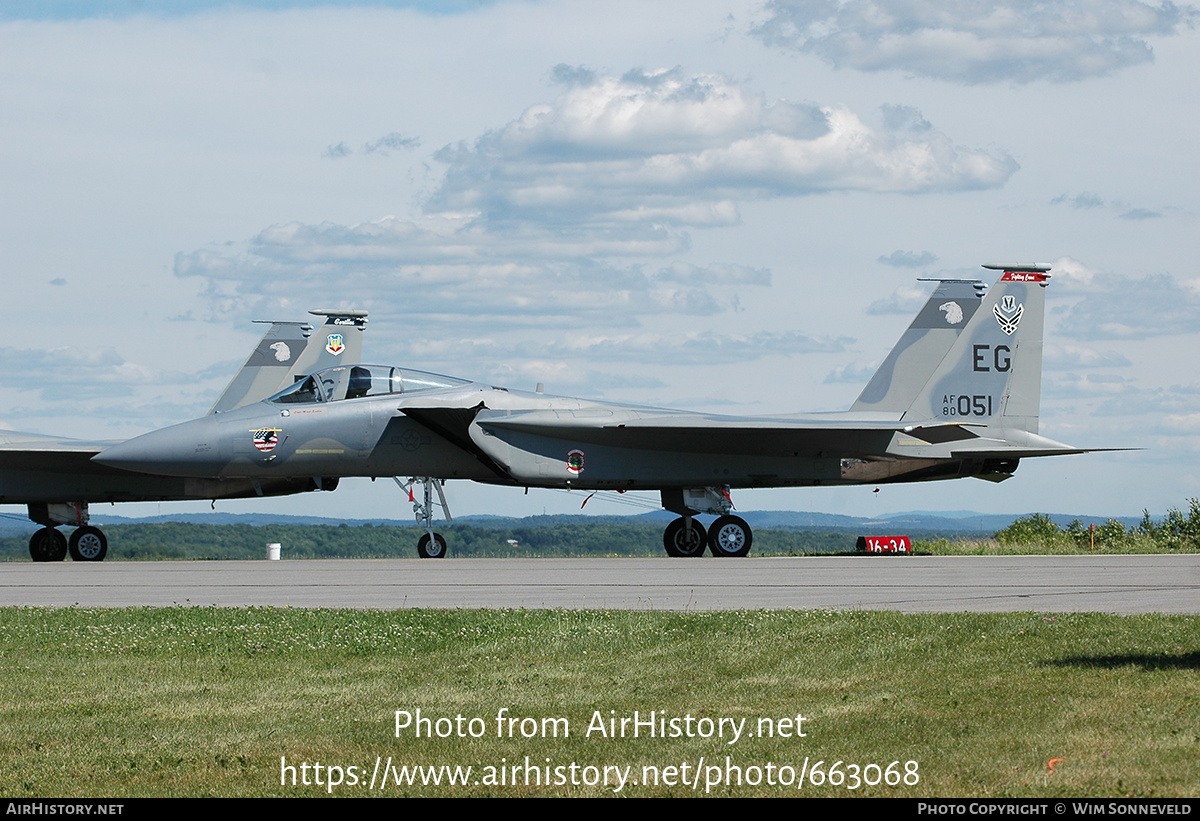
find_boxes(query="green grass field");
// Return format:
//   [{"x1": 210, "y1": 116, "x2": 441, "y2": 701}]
[{"x1": 2, "y1": 607, "x2": 1197, "y2": 797}]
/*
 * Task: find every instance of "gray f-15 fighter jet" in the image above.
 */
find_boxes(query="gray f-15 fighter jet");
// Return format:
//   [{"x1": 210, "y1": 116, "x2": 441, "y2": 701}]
[{"x1": 96, "y1": 263, "x2": 1101, "y2": 559}]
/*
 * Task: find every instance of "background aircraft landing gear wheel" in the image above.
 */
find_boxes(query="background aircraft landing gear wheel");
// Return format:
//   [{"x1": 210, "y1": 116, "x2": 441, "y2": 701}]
[
  {"x1": 29, "y1": 527, "x2": 67, "y2": 562},
  {"x1": 69, "y1": 526, "x2": 108, "y2": 562},
  {"x1": 709, "y1": 515, "x2": 752, "y2": 557},
  {"x1": 417, "y1": 532, "x2": 447, "y2": 559},
  {"x1": 663, "y1": 517, "x2": 707, "y2": 557}
]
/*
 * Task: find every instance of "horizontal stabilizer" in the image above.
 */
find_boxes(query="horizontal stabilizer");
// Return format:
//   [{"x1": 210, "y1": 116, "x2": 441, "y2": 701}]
[
  {"x1": 950, "y1": 446, "x2": 1138, "y2": 459},
  {"x1": 903, "y1": 424, "x2": 981, "y2": 444}
]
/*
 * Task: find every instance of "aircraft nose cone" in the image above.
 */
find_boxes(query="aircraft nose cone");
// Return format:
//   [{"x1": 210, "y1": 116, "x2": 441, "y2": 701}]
[{"x1": 94, "y1": 418, "x2": 222, "y2": 476}]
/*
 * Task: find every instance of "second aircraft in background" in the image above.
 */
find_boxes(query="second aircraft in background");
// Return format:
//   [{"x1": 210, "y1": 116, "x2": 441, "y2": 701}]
[{"x1": 1, "y1": 309, "x2": 366, "y2": 561}]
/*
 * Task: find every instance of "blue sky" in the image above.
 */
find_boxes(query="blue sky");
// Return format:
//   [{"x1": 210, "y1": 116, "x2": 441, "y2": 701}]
[{"x1": 2, "y1": 0, "x2": 1197, "y2": 521}]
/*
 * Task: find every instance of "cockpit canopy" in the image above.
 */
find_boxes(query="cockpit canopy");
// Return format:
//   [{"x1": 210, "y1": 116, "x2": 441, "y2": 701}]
[{"x1": 270, "y1": 365, "x2": 469, "y2": 404}]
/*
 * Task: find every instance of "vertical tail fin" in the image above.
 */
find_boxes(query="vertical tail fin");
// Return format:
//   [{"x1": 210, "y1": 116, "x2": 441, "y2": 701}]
[
  {"x1": 851, "y1": 279, "x2": 987, "y2": 414},
  {"x1": 903, "y1": 264, "x2": 1050, "y2": 433},
  {"x1": 289, "y1": 310, "x2": 369, "y2": 377},
  {"x1": 208, "y1": 310, "x2": 368, "y2": 414}
]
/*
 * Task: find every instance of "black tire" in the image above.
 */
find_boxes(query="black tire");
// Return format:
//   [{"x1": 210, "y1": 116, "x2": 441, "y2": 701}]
[
  {"x1": 417, "y1": 532, "x2": 447, "y2": 559},
  {"x1": 69, "y1": 526, "x2": 108, "y2": 562},
  {"x1": 29, "y1": 527, "x2": 67, "y2": 562},
  {"x1": 708, "y1": 515, "x2": 752, "y2": 557},
  {"x1": 663, "y1": 517, "x2": 707, "y2": 557}
]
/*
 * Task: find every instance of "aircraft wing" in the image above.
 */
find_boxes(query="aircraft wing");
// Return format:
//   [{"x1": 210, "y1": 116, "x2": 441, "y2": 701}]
[
  {"x1": 0, "y1": 430, "x2": 152, "y2": 507},
  {"x1": 471, "y1": 408, "x2": 990, "y2": 459},
  {"x1": 470, "y1": 407, "x2": 1118, "y2": 462},
  {"x1": 0, "y1": 430, "x2": 113, "y2": 464},
  {"x1": 0, "y1": 429, "x2": 111, "y2": 448}
]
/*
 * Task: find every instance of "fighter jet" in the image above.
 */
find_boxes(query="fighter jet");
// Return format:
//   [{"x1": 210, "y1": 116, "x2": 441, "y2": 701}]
[
  {"x1": 1, "y1": 310, "x2": 366, "y2": 561},
  {"x1": 96, "y1": 264, "x2": 1101, "y2": 559}
]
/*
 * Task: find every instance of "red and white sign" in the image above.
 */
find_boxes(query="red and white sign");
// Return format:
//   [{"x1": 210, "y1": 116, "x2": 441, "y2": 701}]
[
  {"x1": 999, "y1": 271, "x2": 1050, "y2": 283},
  {"x1": 855, "y1": 535, "x2": 912, "y2": 554}
]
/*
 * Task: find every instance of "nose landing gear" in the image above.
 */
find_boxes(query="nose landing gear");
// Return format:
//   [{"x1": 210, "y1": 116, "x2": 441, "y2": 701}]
[{"x1": 397, "y1": 477, "x2": 451, "y2": 558}]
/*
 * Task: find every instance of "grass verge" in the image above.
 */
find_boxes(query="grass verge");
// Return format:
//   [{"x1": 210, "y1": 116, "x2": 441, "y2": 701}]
[
  {"x1": 2, "y1": 607, "x2": 1197, "y2": 797},
  {"x1": 913, "y1": 537, "x2": 1191, "y2": 556}
]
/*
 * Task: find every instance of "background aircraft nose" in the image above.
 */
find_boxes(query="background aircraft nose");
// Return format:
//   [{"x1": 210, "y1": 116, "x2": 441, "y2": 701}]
[{"x1": 93, "y1": 418, "x2": 222, "y2": 476}]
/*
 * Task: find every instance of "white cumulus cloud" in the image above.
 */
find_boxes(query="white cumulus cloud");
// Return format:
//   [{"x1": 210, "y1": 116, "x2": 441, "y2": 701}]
[
  {"x1": 754, "y1": 0, "x2": 1198, "y2": 84},
  {"x1": 175, "y1": 67, "x2": 1015, "y2": 336},
  {"x1": 427, "y1": 66, "x2": 1018, "y2": 228}
]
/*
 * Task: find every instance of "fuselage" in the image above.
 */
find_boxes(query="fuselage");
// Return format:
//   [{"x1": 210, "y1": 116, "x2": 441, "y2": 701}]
[{"x1": 93, "y1": 367, "x2": 1004, "y2": 491}]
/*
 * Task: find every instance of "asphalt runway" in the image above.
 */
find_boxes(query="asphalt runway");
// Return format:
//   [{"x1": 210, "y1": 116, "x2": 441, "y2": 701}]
[{"x1": 2, "y1": 555, "x2": 1198, "y2": 613}]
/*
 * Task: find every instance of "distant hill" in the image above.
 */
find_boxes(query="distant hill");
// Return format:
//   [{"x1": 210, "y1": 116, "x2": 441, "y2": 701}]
[{"x1": 0, "y1": 508, "x2": 1147, "y2": 538}]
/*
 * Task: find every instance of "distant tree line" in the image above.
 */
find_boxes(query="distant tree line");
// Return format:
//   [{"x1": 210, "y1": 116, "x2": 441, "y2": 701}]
[{"x1": 10, "y1": 503, "x2": 1193, "y2": 561}]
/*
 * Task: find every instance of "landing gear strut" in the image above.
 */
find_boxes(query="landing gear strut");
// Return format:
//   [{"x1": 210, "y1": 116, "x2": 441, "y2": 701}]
[
  {"x1": 660, "y1": 487, "x2": 754, "y2": 558},
  {"x1": 397, "y1": 477, "x2": 451, "y2": 558}
]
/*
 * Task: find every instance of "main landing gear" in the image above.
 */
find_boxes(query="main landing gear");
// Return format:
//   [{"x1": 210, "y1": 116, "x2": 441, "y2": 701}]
[
  {"x1": 660, "y1": 487, "x2": 753, "y2": 558},
  {"x1": 397, "y1": 477, "x2": 451, "y2": 558},
  {"x1": 26, "y1": 503, "x2": 109, "y2": 562}
]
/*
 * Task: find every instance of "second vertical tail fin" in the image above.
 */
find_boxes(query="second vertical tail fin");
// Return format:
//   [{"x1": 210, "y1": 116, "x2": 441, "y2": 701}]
[{"x1": 208, "y1": 309, "x2": 368, "y2": 414}]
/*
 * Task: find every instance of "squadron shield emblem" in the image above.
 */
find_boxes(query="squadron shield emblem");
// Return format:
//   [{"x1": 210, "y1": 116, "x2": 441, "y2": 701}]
[
  {"x1": 993, "y1": 294, "x2": 1023, "y2": 335},
  {"x1": 325, "y1": 334, "x2": 345, "y2": 355},
  {"x1": 566, "y1": 449, "x2": 585, "y2": 475},
  {"x1": 252, "y1": 428, "x2": 281, "y2": 453}
]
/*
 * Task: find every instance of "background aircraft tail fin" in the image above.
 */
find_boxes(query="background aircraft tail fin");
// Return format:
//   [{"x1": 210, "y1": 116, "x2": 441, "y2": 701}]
[
  {"x1": 851, "y1": 279, "x2": 987, "y2": 414},
  {"x1": 289, "y1": 309, "x2": 368, "y2": 379},
  {"x1": 901, "y1": 264, "x2": 1051, "y2": 433},
  {"x1": 208, "y1": 310, "x2": 367, "y2": 414}
]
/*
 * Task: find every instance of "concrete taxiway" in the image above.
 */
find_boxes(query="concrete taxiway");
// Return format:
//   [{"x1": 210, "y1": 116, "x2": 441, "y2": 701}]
[{"x1": 2, "y1": 555, "x2": 1198, "y2": 612}]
